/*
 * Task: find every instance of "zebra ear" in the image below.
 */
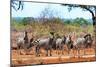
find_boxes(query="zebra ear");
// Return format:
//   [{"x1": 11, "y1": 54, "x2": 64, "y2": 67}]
[
  {"x1": 84, "y1": 35, "x2": 87, "y2": 38},
  {"x1": 23, "y1": 31, "x2": 26, "y2": 37},
  {"x1": 84, "y1": 34, "x2": 90, "y2": 38},
  {"x1": 25, "y1": 31, "x2": 28, "y2": 34},
  {"x1": 30, "y1": 38, "x2": 33, "y2": 42},
  {"x1": 50, "y1": 31, "x2": 55, "y2": 35}
]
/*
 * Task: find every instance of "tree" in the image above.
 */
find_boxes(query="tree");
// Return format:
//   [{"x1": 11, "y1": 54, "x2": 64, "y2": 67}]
[
  {"x1": 73, "y1": 18, "x2": 89, "y2": 25},
  {"x1": 11, "y1": 0, "x2": 24, "y2": 11},
  {"x1": 39, "y1": 7, "x2": 55, "y2": 23},
  {"x1": 61, "y1": 4, "x2": 96, "y2": 27},
  {"x1": 21, "y1": 17, "x2": 35, "y2": 26},
  {"x1": 64, "y1": 19, "x2": 72, "y2": 24}
]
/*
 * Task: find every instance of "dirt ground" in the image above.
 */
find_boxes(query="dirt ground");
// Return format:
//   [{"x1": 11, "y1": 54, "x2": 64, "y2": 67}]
[{"x1": 11, "y1": 47, "x2": 96, "y2": 66}]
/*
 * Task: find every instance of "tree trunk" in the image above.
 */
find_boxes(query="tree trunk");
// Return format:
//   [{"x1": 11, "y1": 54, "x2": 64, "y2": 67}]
[
  {"x1": 92, "y1": 16, "x2": 96, "y2": 35},
  {"x1": 84, "y1": 7, "x2": 96, "y2": 34}
]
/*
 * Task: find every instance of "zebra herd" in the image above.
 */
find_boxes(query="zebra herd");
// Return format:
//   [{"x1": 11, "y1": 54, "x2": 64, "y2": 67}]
[{"x1": 13, "y1": 31, "x2": 93, "y2": 56}]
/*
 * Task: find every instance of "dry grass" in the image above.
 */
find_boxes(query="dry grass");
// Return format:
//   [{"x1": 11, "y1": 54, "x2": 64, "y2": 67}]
[{"x1": 12, "y1": 22, "x2": 94, "y2": 37}]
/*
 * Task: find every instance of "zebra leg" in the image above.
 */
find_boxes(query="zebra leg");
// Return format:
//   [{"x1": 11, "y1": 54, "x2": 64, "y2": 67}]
[
  {"x1": 18, "y1": 46, "x2": 20, "y2": 55},
  {"x1": 50, "y1": 49, "x2": 52, "y2": 56},
  {"x1": 35, "y1": 46, "x2": 37, "y2": 56},
  {"x1": 77, "y1": 48, "x2": 80, "y2": 57},
  {"x1": 55, "y1": 45, "x2": 57, "y2": 55},
  {"x1": 49, "y1": 46, "x2": 52, "y2": 56},
  {"x1": 18, "y1": 45, "x2": 21, "y2": 55},
  {"x1": 46, "y1": 49, "x2": 48, "y2": 56},
  {"x1": 67, "y1": 46, "x2": 70, "y2": 55},
  {"x1": 58, "y1": 46, "x2": 61, "y2": 55},
  {"x1": 62, "y1": 46, "x2": 64, "y2": 55},
  {"x1": 67, "y1": 49, "x2": 69, "y2": 55},
  {"x1": 35, "y1": 46, "x2": 39, "y2": 57},
  {"x1": 61, "y1": 46, "x2": 63, "y2": 55},
  {"x1": 84, "y1": 48, "x2": 85, "y2": 55}
]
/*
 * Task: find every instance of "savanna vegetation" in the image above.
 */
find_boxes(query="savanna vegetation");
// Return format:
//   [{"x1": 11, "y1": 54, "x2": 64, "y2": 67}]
[{"x1": 11, "y1": 16, "x2": 93, "y2": 37}]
